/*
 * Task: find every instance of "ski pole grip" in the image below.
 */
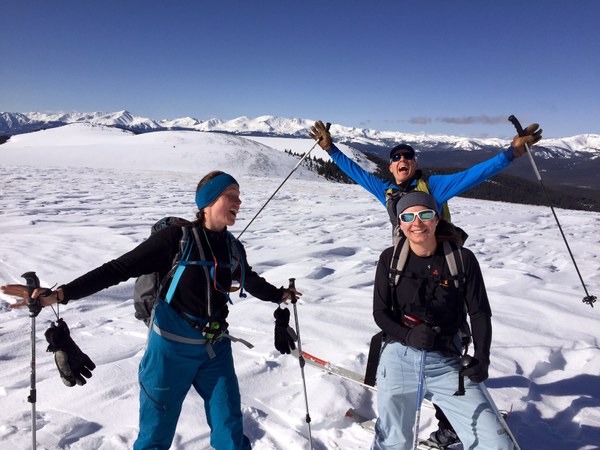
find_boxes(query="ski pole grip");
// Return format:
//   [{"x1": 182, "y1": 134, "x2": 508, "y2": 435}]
[
  {"x1": 22, "y1": 271, "x2": 40, "y2": 300},
  {"x1": 508, "y1": 115, "x2": 526, "y2": 136},
  {"x1": 22, "y1": 271, "x2": 42, "y2": 317},
  {"x1": 288, "y1": 278, "x2": 297, "y2": 304}
]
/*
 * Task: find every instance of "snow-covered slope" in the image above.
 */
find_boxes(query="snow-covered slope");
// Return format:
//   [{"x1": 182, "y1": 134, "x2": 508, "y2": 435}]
[{"x1": 1, "y1": 124, "x2": 599, "y2": 449}]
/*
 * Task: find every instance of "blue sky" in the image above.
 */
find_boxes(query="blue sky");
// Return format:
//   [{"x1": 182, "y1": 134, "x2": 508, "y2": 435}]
[{"x1": 2, "y1": 0, "x2": 598, "y2": 139}]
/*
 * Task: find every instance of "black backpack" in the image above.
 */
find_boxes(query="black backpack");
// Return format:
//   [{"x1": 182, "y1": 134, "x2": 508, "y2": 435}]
[
  {"x1": 364, "y1": 237, "x2": 471, "y2": 386},
  {"x1": 133, "y1": 217, "x2": 246, "y2": 327},
  {"x1": 133, "y1": 217, "x2": 188, "y2": 326}
]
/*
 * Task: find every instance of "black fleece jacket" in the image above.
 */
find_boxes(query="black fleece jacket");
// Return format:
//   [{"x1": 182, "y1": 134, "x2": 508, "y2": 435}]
[
  {"x1": 61, "y1": 224, "x2": 283, "y2": 319},
  {"x1": 373, "y1": 243, "x2": 492, "y2": 360}
]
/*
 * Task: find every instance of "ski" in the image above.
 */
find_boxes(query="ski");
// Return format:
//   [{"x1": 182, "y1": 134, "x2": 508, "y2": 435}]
[
  {"x1": 345, "y1": 408, "x2": 375, "y2": 432},
  {"x1": 290, "y1": 348, "x2": 376, "y2": 391},
  {"x1": 290, "y1": 348, "x2": 433, "y2": 407}
]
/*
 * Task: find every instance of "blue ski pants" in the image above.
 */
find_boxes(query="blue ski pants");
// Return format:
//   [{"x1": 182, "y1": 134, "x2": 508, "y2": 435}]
[
  {"x1": 372, "y1": 342, "x2": 514, "y2": 450},
  {"x1": 133, "y1": 301, "x2": 251, "y2": 450}
]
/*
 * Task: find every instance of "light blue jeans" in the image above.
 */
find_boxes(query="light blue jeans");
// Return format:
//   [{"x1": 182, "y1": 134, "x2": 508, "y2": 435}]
[{"x1": 372, "y1": 341, "x2": 514, "y2": 450}]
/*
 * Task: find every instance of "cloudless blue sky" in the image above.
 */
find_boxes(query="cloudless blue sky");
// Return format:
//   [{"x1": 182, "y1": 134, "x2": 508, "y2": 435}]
[{"x1": 2, "y1": 0, "x2": 598, "y2": 138}]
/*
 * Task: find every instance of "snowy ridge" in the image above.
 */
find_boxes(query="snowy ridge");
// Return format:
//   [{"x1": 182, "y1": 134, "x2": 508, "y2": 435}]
[
  {"x1": 2, "y1": 110, "x2": 599, "y2": 158},
  {"x1": 0, "y1": 123, "x2": 329, "y2": 179}
]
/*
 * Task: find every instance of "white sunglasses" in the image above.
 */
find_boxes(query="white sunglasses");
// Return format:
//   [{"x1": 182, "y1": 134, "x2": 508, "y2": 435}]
[{"x1": 399, "y1": 209, "x2": 436, "y2": 223}]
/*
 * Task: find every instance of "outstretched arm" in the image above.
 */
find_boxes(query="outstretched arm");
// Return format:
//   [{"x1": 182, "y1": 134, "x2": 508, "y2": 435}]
[
  {"x1": 309, "y1": 120, "x2": 393, "y2": 205},
  {"x1": 427, "y1": 122, "x2": 542, "y2": 204}
]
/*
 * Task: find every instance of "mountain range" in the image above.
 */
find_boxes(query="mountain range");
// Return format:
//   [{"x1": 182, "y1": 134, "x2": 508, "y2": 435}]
[{"x1": 2, "y1": 110, "x2": 599, "y2": 201}]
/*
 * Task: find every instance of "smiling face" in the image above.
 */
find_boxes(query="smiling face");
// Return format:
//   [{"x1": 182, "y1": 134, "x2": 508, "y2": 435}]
[
  {"x1": 399, "y1": 204, "x2": 439, "y2": 254},
  {"x1": 203, "y1": 184, "x2": 241, "y2": 231},
  {"x1": 389, "y1": 153, "x2": 418, "y2": 185}
]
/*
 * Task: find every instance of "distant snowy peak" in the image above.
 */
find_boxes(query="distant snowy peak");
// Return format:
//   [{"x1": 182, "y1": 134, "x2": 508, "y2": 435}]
[
  {"x1": 195, "y1": 115, "x2": 313, "y2": 136},
  {"x1": 159, "y1": 116, "x2": 202, "y2": 129},
  {"x1": 1, "y1": 111, "x2": 599, "y2": 156}
]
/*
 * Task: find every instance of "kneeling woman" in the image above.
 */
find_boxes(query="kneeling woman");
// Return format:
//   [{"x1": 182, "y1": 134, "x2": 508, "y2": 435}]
[
  {"x1": 2, "y1": 171, "x2": 300, "y2": 450},
  {"x1": 371, "y1": 191, "x2": 514, "y2": 450}
]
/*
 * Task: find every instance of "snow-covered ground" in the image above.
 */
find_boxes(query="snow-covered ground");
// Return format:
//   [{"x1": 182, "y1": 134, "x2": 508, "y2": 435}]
[{"x1": 1, "y1": 125, "x2": 599, "y2": 449}]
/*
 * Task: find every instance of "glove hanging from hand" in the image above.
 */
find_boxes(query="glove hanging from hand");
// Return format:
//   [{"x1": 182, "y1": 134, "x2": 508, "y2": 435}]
[
  {"x1": 273, "y1": 307, "x2": 297, "y2": 354},
  {"x1": 45, "y1": 318, "x2": 96, "y2": 387}
]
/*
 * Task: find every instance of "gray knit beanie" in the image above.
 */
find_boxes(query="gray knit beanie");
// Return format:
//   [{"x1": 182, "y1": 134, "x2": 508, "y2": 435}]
[{"x1": 396, "y1": 191, "x2": 440, "y2": 217}]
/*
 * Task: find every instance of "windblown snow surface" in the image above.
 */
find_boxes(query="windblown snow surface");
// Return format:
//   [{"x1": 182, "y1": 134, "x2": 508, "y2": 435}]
[{"x1": 1, "y1": 124, "x2": 599, "y2": 449}]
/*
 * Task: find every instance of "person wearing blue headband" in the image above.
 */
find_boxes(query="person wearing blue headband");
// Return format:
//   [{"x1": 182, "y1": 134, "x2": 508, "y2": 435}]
[{"x1": 2, "y1": 170, "x2": 301, "y2": 450}]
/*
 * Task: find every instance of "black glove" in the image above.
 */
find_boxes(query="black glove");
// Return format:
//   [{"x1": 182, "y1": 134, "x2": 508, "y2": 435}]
[
  {"x1": 460, "y1": 356, "x2": 489, "y2": 383},
  {"x1": 45, "y1": 318, "x2": 96, "y2": 387},
  {"x1": 308, "y1": 120, "x2": 332, "y2": 151},
  {"x1": 273, "y1": 307, "x2": 297, "y2": 354},
  {"x1": 404, "y1": 323, "x2": 438, "y2": 351}
]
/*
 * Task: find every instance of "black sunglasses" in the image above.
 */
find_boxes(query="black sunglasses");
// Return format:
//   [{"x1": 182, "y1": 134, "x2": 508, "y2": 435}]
[{"x1": 390, "y1": 152, "x2": 415, "y2": 163}]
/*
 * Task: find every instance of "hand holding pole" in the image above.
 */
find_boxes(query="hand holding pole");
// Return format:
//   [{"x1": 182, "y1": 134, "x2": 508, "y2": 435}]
[{"x1": 508, "y1": 115, "x2": 596, "y2": 307}]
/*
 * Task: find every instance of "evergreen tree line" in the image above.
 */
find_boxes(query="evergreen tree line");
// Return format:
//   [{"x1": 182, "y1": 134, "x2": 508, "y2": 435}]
[{"x1": 284, "y1": 149, "x2": 353, "y2": 183}]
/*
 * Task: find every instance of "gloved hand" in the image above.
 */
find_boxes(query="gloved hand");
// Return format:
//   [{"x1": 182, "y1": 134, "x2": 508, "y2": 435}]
[
  {"x1": 45, "y1": 318, "x2": 96, "y2": 387},
  {"x1": 512, "y1": 123, "x2": 542, "y2": 157},
  {"x1": 308, "y1": 120, "x2": 332, "y2": 151},
  {"x1": 273, "y1": 307, "x2": 297, "y2": 354},
  {"x1": 460, "y1": 356, "x2": 489, "y2": 383},
  {"x1": 404, "y1": 323, "x2": 438, "y2": 350}
]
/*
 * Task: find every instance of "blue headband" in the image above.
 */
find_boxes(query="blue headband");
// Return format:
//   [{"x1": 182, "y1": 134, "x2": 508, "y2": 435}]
[{"x1": 195, "y1": 173, "x2": 239, "y2": 209}]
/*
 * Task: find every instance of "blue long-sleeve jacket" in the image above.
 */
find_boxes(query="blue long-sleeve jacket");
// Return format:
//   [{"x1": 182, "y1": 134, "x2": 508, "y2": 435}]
[{"x1": 327, "y1": 144, "x2": 517, "y2": 214}]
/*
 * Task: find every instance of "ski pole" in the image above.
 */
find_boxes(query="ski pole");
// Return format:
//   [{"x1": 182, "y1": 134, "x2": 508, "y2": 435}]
[
  {"x1": 508, "y1": 115, "x2": 597, "y2": 307},
  {"x1": 288, "y1": 278, "x2": 313, "y2": 449},
  {"x1": 412, "y1": 350, "x2": 427, "y2": 450},
  {"x1": 480, "y1": 382, "x2": 522, "y2": 450},
  {"x1": 237, "y1": 123, "x2": 331, "y2": 240},
  {"x1": 22, "y1": 271, "x2": 42, "y2": 450}
]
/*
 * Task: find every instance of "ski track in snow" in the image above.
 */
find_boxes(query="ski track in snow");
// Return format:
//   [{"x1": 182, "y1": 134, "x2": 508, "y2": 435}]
[{"x1": 1, "y1": 127, "x2": 600, "y2": 449}]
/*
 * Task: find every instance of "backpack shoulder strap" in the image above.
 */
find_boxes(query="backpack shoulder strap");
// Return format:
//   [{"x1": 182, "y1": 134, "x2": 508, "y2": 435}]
[
  {"x1": 442, "y1": 240, "x2": 472, "y2": 352},
  {"x1": 189, "y1": 225, "x2": 215, "y2": 317},
  {"x1": 226, "y1": 231, "x2": 247, "y2": 299},
  {"x1": 388, "y1": 236, "x2": 411, "y2": 287},
  {"x1": 163, "y1": 225, "x2": 194, "y2": 304},
  {"x1": 442, "y1": 240, "x2": 465, "y2": 289}
]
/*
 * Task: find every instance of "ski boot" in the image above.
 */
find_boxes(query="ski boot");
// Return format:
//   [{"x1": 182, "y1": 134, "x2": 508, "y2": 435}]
[{"x1": 419, "y1": 427, "x2": 460, "y2": 449}]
